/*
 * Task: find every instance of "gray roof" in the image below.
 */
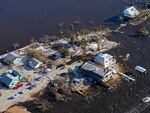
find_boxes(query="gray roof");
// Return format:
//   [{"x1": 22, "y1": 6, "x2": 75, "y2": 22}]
[
  {"x1": 82, "y1": 61, "x2": 110, "y2": 77},
  {"x1": 29, "y1": 58, "x2": 41, "y2": 68},
  {"x1": 4, "y1": 53, "x2": 17, "y2": 62}
]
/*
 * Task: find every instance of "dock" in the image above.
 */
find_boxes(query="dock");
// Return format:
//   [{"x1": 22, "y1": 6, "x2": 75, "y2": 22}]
[{"x1": 118, "y1": 72, "x2": 135, "y2": 82}]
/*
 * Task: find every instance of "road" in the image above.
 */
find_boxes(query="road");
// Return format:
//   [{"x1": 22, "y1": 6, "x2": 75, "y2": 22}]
[{"x1": 0, "y1": 61, "x2": 82, "y2": 112}]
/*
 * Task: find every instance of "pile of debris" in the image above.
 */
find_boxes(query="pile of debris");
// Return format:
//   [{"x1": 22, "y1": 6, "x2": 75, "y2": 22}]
[
  {"x1": 32, "y1": 98, "x2": 52, "y2": 112},
  {"x1": 129, "y1": 9, "x2": 150, "y2": 26},
  {"x1": 70, "y1": 80, "x2": 90, "y2": 97},
  {"x1": 43, "y1": 77, "x2": 72, "y2": 102}
]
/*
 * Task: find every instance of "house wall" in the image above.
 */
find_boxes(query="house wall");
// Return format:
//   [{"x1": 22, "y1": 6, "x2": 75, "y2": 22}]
[
  {"x1": 80, "y1": 68, "x2": 112, "y2": 83},
  {"x1": 95, "y1": 58, "x2": 113, "y2": 69},
  {"x1": 103, "y1": 71, "x2": 113, "y2": 82}
]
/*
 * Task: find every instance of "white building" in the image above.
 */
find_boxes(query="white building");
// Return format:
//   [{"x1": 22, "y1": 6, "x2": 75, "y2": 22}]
[
  {"x1": 95, "y1": 53, "x2": 115, "y2": 68},
  {"x1": 123, "y1": 6, "x2": 140, "y2": 18}
]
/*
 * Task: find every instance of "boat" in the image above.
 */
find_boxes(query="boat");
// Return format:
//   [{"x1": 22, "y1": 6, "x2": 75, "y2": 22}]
[
  {"x1": 135, "y1": 66, "x2": 147, "y2": 74},
  {"x1": 141, "y1": 97, "x2": 150, "y2": 103}
]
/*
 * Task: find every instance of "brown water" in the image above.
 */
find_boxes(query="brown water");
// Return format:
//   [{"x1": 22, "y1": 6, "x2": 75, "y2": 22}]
[
  {"x1": 0, "y1": 0, "x2": 127, "y2": 53},
  {"x1": 21, "y1": 23, "x2": 150, "y2": 113},
  {"x1": 2, "y1": 0, "x2": 150, "y2": 113}
]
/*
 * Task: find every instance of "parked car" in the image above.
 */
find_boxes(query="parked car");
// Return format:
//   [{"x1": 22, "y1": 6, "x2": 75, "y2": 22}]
[
  {"x1": 56, "y1": 64, "x2": 65, "y2": 70},
  {"x1": 26, "y1": 83, "x2": 32, "y2": 86},
  {"x1": 35, "y1": 77, "x2": 41, "y2": 81},
  {"x1": 27, "y1": 84, "x2": 36, "y2": 90},
  {"x1": 14, "y1": 83, "x2": 23, "y2": 89},
  {"x1": 7, "y1": 96, "x2": 14, "y2": 100},
  {"x1": 13, "y1": 94, "x2": 20, "y2": 98},
  {"x1": 22, "y1": 89, "x2": 29, "y2": 94},
  {"x1": 18, "y1": 91, "x2": 23, "y2": 95}
]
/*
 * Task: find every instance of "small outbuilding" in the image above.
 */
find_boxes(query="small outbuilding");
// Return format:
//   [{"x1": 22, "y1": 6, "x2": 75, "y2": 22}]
[
  {"x1": 123, "y1": 6, "x2": 140, "y2": 18},
  {"x1": 28, "y1": 58, "x2": 42, "y2": 69}
]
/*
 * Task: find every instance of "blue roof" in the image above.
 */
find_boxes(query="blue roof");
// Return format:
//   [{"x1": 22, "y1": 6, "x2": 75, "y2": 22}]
[
  {"x1": 11, "y1": 69, "x2": 22, "y2": 77},
  {"x1": 95, "y1": 53, "x2": 113, "y2": 63},
  {"x1": 4, "y1": 53, "x2": 17, "y2": 62},
  {"x1": 0, "y1": 73, "x2": 18, "y2": 87}
]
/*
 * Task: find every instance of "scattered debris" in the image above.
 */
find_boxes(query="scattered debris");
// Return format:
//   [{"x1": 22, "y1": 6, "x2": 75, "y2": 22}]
[
  {"x1": 142, "y1": 96, "x2": 150, "y2": 103},
  {"x1": 129, "y1": 9, "x2": 150, "y2": 26},
  {"x1": 118, "y1": 72, "x2": 135, "y2": 82}
]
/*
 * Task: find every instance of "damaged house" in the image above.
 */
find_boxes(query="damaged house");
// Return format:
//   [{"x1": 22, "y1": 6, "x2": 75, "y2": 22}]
[{"x1": 81, "y1": 53, "x2": 116, "y2": 83}]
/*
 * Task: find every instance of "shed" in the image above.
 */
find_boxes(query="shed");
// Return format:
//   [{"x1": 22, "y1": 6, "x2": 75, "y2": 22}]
[{"x1": 28, "y1": 58, "x2": 42, "y2": 69}]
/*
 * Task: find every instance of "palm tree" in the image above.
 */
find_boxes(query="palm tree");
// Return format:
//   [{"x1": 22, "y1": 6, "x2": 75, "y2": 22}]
[
  {"x1": 97, "y1": 40, "x2": 102, "y2": 51},
  {"x1": 59, "y1": 23, "x2": 65, "y2": 38},
  {"x1": 13, "y1": 42, "x2": 19, "y2": 49},
  {"x1": 42, "y1": 34, "x2": 51, "y2": 46},
  {"x1": 80, "y1": 38, "x2": 87, "y2": 54},
  {"x1": 70, "y1": 24, "x2": 75, "y2": 32},
  {"x1": 94, "y1": 37, "x2": 105, "y2": 51},
  {"x1": 30, "y1": 37, "x2": 37, "y2": 44},
  {"x1": 139, "y1": 27, "x2": 149, "y2": 37},
  {"x1": 80, "y1": 28, "x2": 89, "y2": 35}
]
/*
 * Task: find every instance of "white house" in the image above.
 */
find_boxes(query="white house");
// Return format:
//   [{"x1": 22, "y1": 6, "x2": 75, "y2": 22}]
[
  {"x1": 95, "y1": 53, "x2": 115, "y2": 68},
  {"x1": 3, "y1": 53, "x2": 22, "y2": 65},
  {"x1": 123, "y1": 6, "x2": 140, "y2": 18},
  {"x1": 28, "y1": 58, "x2": 42, "y2": 69}
]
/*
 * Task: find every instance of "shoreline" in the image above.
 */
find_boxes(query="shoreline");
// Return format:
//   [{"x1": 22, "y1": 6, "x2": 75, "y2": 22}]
[
  {"x1": 0, "y1": 0, "x2": 149, "y2": 112},
  {"x1": 0, "y1": 28, "x2": 120, "y2": 112}
]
